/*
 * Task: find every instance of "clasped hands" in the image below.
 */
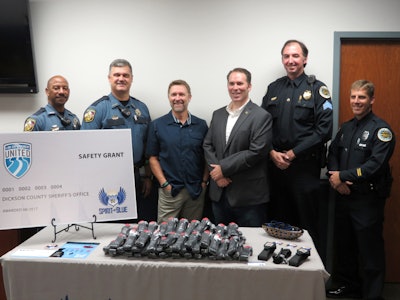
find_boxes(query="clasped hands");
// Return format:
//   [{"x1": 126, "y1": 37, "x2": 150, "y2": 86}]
[
  {"x1": 209, "y1": 164, "x2": 232, "y2": 187},
  {"x1": 328, "y1": 171, "x2": 352, "y2": 195},
  {"x1": 270, "y1": 149, "x2": 295, "y2": 170}
]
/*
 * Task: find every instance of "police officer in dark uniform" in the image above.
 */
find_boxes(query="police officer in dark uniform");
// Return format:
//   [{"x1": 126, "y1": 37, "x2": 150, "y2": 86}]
[
  {"x1": 81, "y1": 59, "x2": 155, "y2": 222},
  {"x1": 326, "y1": 80, "x2": 395, "y2": 300},
  {"x1": 261, "y1": 40, "x2": 333, "y2": 247},
  {"x1": 24, "y1": 75, "x2": 80, "y2": 131}
]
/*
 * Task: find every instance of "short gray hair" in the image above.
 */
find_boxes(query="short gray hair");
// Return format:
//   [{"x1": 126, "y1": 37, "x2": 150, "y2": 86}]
[{"x1": 109, "y1": 59, "x2": 132, "y2": 74}]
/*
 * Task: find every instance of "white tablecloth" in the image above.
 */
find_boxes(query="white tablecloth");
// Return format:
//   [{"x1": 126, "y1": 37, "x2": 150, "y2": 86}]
[{"x1": 1, "y1": 223, "x2": 329, "y2": 300}]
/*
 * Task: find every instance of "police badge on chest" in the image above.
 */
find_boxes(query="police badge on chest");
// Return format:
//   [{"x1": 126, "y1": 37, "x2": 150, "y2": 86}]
[{"x1": 357, "y1": 131, "x2": 370, "y2": 148}]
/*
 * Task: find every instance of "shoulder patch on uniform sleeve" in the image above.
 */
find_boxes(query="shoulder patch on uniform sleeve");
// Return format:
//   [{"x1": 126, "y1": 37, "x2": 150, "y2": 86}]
[
  {"x1": 319, "y1": 86, "x2": 331, "y2": 99},
  {"x1": 84, "y1": 109, "x2": 96, "y2": 123},
  {"x1": 377, "y1": 128, "x2": 393, "y2": 142},
  {"x1": 24, "y1": 118, "x2": 36, "y2": 131}
]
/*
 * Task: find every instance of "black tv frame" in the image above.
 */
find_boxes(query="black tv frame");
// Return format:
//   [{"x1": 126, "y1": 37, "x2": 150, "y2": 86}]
[{"x1": 0, "y1": 0, "x2": 38, "y2": 94}]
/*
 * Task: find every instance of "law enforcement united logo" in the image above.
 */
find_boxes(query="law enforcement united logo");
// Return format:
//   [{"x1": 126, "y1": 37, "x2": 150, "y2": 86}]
[{"x1": 3, "y1": 143, "x2": 32, "y2": 179}]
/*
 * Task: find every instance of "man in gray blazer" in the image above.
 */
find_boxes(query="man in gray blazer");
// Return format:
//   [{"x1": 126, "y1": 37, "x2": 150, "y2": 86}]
[{"x1": 203, "y1": 67, "x2": 272, "y2": 227}]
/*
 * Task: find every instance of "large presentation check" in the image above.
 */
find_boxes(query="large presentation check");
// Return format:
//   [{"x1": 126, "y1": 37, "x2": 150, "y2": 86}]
[{"x1": 0, "y1": 129, "x2": 137, "y2": 229}]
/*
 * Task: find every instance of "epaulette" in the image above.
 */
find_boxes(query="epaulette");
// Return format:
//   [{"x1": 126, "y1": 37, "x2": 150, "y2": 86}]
[
  {"x1": 307, "y1": 75, "x2": 316, "y2": 85},
  {"x1": 32, "y1": 107, "x2": 46, "y2": 116},
  {"x1": 64, "y1": 108, "x2": 75, "y2": 116},
  {"x1": 130, "y1": 96, "x2": 144, "y2": 104},
  {"x1": 274, "y1": 76, "x2": 287, "y2": 84},
  {"x1": 91, "y1": 95, "x2": 110, "y2": 107}
]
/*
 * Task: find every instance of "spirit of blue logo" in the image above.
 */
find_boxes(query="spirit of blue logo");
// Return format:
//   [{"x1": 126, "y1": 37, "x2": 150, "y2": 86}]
[
  {"x1": 98, "y1": 187, "x2": 128, "y2": 215},
  {"x1": 4, "y1": 143, "x2": 32, "y2": 179}
]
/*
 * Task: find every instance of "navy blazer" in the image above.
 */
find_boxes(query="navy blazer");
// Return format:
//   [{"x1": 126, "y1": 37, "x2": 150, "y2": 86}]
[{"x1": 203, "y1": 100, "x2": 272, "y2": 207}]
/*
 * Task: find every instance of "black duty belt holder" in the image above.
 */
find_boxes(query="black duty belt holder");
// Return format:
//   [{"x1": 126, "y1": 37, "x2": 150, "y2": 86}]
[
  {"x1": 288, "y1": 247, "x2": 311, "y2": 267},
  {"x1": 50, "y1": 215, "x2": 97, "y2": 243},
  {"x1": 272, "y1": 248, "x2": 292, "y2": 264},
  {"x1": 257, "y1": 241, "x2": 276, "y2": 261}
]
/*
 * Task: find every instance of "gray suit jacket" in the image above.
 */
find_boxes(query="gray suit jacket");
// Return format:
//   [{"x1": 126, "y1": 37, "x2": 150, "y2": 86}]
[{"x1": 203, "y1": 100, "x2": 272, "y2": 207}]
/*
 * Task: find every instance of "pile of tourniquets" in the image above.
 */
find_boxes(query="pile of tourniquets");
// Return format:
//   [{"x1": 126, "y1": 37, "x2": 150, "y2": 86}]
[{"x1": 103, "y1": 217, "x2": 253, "y2": 261}]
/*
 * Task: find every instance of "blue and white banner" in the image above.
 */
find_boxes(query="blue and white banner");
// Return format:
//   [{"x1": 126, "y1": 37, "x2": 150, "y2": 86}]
[{"x1": 0, "y1": 129, "x2": 136, "y2": 229}]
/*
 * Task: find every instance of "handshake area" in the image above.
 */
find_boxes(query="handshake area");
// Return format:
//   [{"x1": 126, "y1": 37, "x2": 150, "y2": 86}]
[{"x1": 0, "y1": 129, "x2": 137, "y2": 229}]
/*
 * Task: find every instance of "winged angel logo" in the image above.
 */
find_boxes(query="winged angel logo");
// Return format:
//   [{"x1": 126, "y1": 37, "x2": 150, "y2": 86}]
[
  {"x1": 99, "y1": 187, "x2": 126, "y2": 207},
  {"x1": 98, "y1": 187, "x2": 128, "y2": 215},
  {"x1": 3, "y1": 143, "x2": 32, "y2": 179}
]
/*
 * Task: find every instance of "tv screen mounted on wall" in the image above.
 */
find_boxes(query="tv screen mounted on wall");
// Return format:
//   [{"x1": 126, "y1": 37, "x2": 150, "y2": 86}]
[{"x1": 0, "y1": 0, "x2": 38, "y2": 93}]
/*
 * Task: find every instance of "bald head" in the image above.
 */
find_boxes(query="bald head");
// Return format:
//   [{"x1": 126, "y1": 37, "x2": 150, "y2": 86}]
[
  {"x1": 47, "y1": 75, "x2": 68, "y2": 88},
  {"x1": 46, "y1": 75, "x2": 70, "y2": 112}
]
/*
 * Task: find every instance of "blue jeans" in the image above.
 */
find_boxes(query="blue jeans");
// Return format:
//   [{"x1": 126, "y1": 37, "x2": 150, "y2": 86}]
[{"x1": 158, "y1": 187, "x2": 205, "y2": 223}]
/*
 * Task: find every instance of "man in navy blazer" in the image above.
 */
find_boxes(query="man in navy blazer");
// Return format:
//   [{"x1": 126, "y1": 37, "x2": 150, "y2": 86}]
[{"x1": 203, "y1": 68, "x2": 272, "y2": 227}]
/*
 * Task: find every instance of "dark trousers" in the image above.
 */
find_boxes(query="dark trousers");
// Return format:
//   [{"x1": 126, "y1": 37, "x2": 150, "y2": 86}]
[
  {"x1": 122, "y1": 172, "x2": 158, "y2": 223},
  {"x1": 133, "y1": 176, "x2": 158, "y2": 222},
  {"x1": 212, "y1": 190, "x2": 267, "y2": 227},
  {"x1": 333, "y1": 192, "x2": 386, "y2": 300},
  {"x1": 267, "y1": 158, "x2": 321, "y2": 246}
]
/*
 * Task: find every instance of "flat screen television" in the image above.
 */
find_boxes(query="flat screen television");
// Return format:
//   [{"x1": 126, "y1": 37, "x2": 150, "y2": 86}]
[{"x1": 0, "y1": 0, "x2": 38, "y2": 93}]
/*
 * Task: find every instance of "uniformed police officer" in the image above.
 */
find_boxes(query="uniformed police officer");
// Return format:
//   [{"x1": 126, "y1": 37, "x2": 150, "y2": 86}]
[
  {"x1": 21, "y1": 75, "x2": 80, "y2": 241},
  {"x1": 23, "y1": 75, "x2": 81, "y2": 131},
  {"x1": 81, "y1": 59, "x2": 154, "y2": 221},
  {"x1": 326, "y1": 80, "x2": 395, "y2": 300},
  {"x1": 261, "y1": 40, "x2": 333, "y2": 248}
]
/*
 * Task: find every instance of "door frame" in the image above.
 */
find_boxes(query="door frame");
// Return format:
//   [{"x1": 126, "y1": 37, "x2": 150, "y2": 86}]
[
  {"x1": 325, "y1": 31, "x2": 400, "y2": 273},
  {"x1": 332, "y1": 31, "x2": 400, "y2": 131}
]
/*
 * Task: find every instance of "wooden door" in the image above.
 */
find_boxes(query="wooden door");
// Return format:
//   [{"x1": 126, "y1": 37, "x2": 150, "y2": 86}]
[
  {"x1": 339, "y1": 38, "x2": 400, "y2": 282},
  {"x1": 0, "y1": 230, "x2": 20, "y2": 300}
]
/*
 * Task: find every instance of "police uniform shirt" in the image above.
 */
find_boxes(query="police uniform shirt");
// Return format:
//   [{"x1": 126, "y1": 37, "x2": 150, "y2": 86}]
[
  {"x1": 23, "y1": 103, "x2": 81, "y2": 131},
  {"x1": 81, "y1": 93, "x2": 151, "y2": 165},
  {"x1": 328, "y1": 111, "x2": 395, "y2": 184},
  {"x1": 261, "y1": 73, "x2": 333, "y2": 157}
]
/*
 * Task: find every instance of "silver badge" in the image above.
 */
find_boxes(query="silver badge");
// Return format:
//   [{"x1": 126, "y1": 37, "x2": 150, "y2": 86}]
[{"x1": 361, "y1": 131, "x2": 369, "y2": 141}]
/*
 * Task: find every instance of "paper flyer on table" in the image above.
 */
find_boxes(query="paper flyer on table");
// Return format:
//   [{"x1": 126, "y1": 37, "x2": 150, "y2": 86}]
[{"x1": 50, "y1": 242, "x2": 100, "y2": 259}]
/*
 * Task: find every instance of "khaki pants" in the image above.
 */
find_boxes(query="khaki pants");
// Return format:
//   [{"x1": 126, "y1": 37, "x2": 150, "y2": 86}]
[{"x1": 157, "y1": 187, "x2": 206, "y2": 223}]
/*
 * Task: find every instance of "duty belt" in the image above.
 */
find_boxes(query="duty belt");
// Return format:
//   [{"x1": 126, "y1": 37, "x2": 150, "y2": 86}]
[{"x1": 350, "y1": 182, "x2": 375, "y2": 194}]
